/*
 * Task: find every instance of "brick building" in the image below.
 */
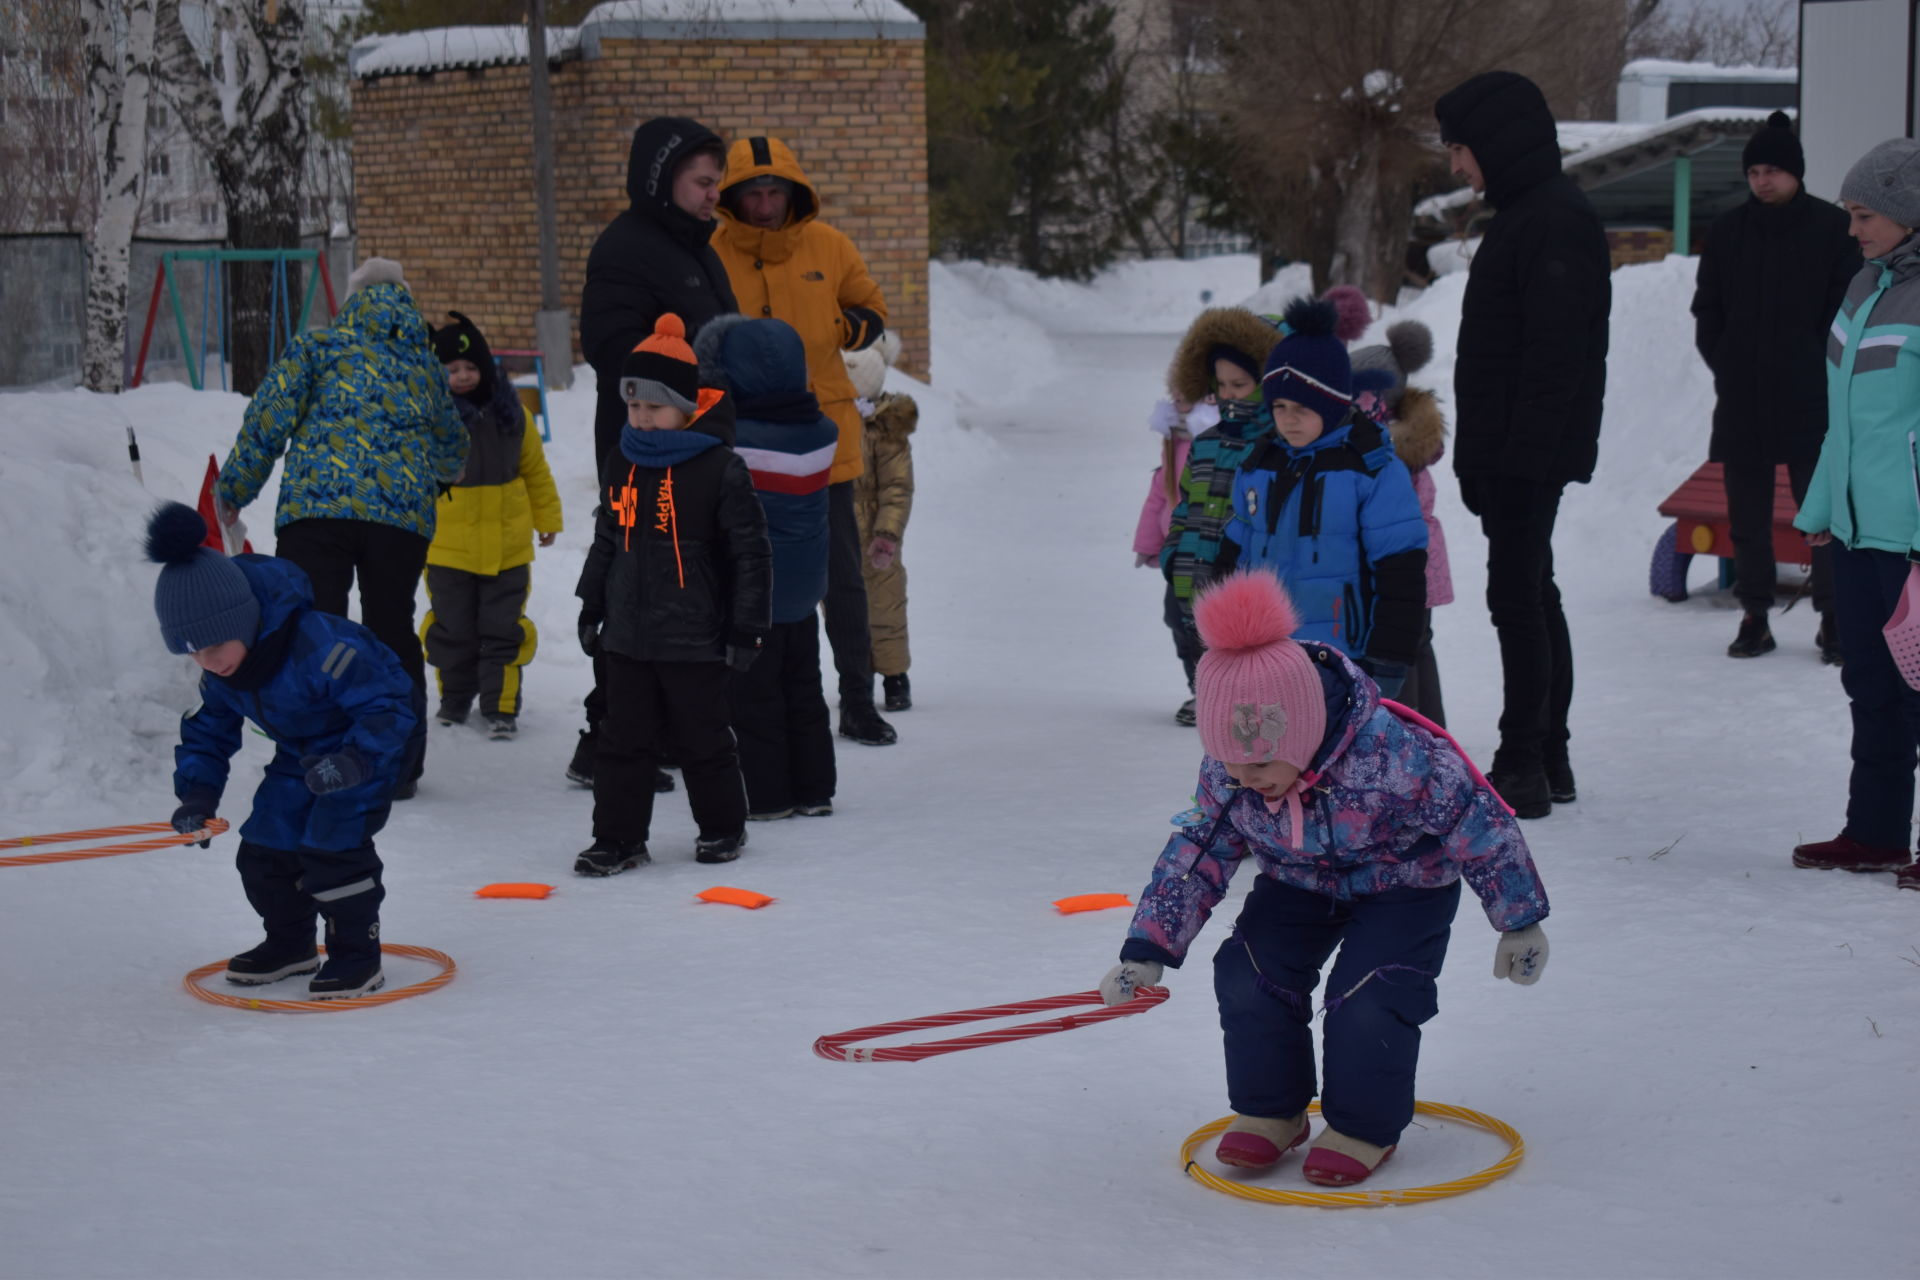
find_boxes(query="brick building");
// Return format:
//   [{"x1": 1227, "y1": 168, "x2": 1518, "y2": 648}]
[{"x1": 349, "y1": 1, "x2": 928, "y2": 377}]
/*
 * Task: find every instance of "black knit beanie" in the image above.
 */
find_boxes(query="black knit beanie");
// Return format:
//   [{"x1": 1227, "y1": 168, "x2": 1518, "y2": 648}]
[
  {"x1": 1743, "y1": 111, "x2": 1805, "y2": 180},
  {"x1": 431, "y1": 310, "x2": 497, "y2": 402}
]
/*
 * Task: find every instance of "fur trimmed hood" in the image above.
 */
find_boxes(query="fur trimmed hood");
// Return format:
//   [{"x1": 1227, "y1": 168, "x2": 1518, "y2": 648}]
[
  {"x1": 1168, "y1": 308, "x2": 1283, "y2": 405},
  {"x1": 867, "y1": 391, "x2": 918, "y2": 443},
  {"x1": 1388, "y1": 386, "x2": 1447, "y2": 472}
]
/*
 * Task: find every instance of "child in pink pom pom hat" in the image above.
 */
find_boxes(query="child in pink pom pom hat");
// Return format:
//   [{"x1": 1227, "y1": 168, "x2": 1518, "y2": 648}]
[{"x1": 1097, "y1": 570, "x2": 1552, "y2": 1187}]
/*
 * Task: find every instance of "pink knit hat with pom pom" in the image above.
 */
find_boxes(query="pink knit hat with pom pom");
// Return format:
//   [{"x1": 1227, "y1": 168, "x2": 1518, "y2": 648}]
[{"x1": 1193, "y1": 571, "x2": 1327, "y2": 768}]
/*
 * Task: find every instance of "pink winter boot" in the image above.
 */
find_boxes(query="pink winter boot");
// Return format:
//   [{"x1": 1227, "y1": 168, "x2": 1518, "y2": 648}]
[
  {"x1": 1215, "y1": 1113, "x2": 1309, "y2": 1170},
  {"x1": 1303, "y1": 1127, "x2": 1395, "y2": 1186}
]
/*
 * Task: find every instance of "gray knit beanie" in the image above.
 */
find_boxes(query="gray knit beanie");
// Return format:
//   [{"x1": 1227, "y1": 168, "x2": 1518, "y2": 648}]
[
  {"x1": 146, "y1": 502, "x2": 260, "y2": 655},
  {"x1": 1840, "y1": 138, "x2": 1920, "y2": 230}
]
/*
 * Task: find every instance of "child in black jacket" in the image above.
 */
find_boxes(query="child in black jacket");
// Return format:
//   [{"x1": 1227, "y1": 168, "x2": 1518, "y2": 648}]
[{"x1": 574, "y1": 314, "x2": 772, "y2": 873}]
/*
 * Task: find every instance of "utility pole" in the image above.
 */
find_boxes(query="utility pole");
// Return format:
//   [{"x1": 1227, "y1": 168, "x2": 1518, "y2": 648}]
[{"x1": 528, "y1": 0, "x2": 572, "y2": 389}]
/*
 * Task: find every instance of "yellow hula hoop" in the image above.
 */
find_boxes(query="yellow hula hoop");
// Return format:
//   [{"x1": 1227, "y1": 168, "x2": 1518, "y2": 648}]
[
  {"x1": 1180, "y1": 1101, "x2": 1525, "y2": 1208},
  {"x1": 182, "y1": 943, "x2": 456, "y2": 1014}
]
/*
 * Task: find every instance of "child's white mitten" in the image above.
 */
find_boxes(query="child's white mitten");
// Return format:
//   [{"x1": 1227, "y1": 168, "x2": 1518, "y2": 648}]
[
  {"x1": 1493, "y1": 923, "x2": 1549, "y2": 985},
  {"x1": 1099, "y1": 960, "x2": 1163, "y2": 1005}
]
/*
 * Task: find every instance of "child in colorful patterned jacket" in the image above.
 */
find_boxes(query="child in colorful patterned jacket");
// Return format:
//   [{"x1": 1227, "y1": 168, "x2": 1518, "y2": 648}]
[
  {"x1": 1098, "y1": 569, "x2": 1550, "y2": 1188},
  {"x1": 1134, "y1": 394, "x2": 1218, "y2": 715}
]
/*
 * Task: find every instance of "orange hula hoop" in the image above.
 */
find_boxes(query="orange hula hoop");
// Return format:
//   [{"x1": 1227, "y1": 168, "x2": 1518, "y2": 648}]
[
  {"x1": 0, "y1": 819, "x2": 230, "y2": 868},
  {"x1": 182, "y1": 943, "x2": 457, "y2": 1013}
]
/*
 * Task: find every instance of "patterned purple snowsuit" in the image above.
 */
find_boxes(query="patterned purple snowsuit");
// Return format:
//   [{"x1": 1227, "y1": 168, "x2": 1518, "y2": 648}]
[{"x1": 1118, "y1": 643, "x2": 1548, "y2": 1147}]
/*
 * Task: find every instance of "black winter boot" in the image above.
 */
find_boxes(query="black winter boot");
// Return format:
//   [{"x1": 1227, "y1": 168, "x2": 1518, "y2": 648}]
[
  {"x1": 1486, "y1": 763, "x2": 1552, "y2": 820},
  {"x1": 1544, "y1": 759, "x2": 1577, "y2": 805},
  {"x1": 1727, "y1": 612, "x2": 1776, "y2": 658},
  {"x1": 224, "y1": 941, "x2": 321, "y2": 986},
  {"x1": 1816, "y1": 613, "x2": 1843, "y2": 666},
  {"x1": 574, "y1": 839, "x2": 649, "y2": 876},
  {"x1": 695, "y1": 830, "x2": 748, "y2": 864},
  {"x1": 882, "y1": 673, "x2": 912, "y2": 712},
  {"x1": 311, "y1": 900, "x2": 384, "y2": 1000},
  {"x1": 566, "y1": 729, "x2": 595, "y2": 787},
  {"x1": 839, "y1": 700, "x2": 898, "y2": 746}
]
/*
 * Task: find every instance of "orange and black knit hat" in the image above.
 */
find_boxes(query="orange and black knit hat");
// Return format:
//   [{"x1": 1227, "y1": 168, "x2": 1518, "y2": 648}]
[{"x1": 621, "y1": 313, "x2": 699, "y2": 413}]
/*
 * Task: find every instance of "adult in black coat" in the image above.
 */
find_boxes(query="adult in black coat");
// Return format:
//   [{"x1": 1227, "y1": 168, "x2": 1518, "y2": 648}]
[
  {"x1": 574, "y1": 117, "x2": 739, "y2": 784},
  {"x1": 580, "y1": 117, "x2": 739, "y2": 471},
  {"x1": 1435, "y1": 70, "x2": 1612, "y2": 820},
  {"x1": 1691, "y1": 111, "x2": 1861, "y2": 660}
]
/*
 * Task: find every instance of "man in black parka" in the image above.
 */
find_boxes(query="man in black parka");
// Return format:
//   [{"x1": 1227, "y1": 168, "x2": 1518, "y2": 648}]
[
  {"x1": 574, "y1": 117, "x2": 740, "y2": 785},
  {"x1": 1692, "y1": 111, "x2": 1861, "y2": 663},
  {"x1": 1435, "y1": 70, "x2": 1612, "y2": 820}
]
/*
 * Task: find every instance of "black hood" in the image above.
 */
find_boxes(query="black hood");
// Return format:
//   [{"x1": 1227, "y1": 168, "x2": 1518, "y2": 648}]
[
  {"x1": 1435, "y1": 71, "x2": 1562, "y2": 209},
  {"x1": 625, "y1": 116, "x2": 725, "y2": 247}
]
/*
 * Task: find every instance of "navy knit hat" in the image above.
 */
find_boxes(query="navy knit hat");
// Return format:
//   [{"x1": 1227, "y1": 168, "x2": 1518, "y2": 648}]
[
  {"x1": 146, "y1": 502, "x2": 260, "y2": 655},
  {"x1": 1261, "y1": 298, "x2": 1355, "y2": 429},
  {"x1": 1743, "y1": 111, "x2": 1805, "y2": 181}
]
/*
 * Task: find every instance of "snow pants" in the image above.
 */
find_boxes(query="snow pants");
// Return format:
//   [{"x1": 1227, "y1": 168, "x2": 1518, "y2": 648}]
[
  {"x1": 1213, "y1": 876, "x2": 1461, "y2": 1149},
  {"x1": 274, "y1": 518, "x2": 431, "y2": 786},
  {"x1": 422, "y1": 564, "x2": 537, "y2": 718},
  {"x1": 728, "y1": 615, "x2": 836, "y2": 815},
  {"x1": 1162, "y1": 579, "x2": 1204, "y2": 692},
  {"x1": 1396, "y1": 608, "x2": 1447, "y2": 729},
  {"x1": 862, "y1": 554, "x2": 910, "y2": 678},
  {"x1": 823, "y1": 481, "x2": 878, "y2": 706},
  {"x1": 1459, "y1": 477, "x2": 1571, "y2": 773},
  {"x1": 1724, "y1": 458, "x2": 1830, "y2": 616},
  {"x1": 236, "y1": 833, "x2": 385, "y2": 969},
  {"x1": 595, "y1": 653, "x2": 746, "y2": 843},
  {"x1": 1831, "y1": 543, "x2": 1920, "y2": 849}
]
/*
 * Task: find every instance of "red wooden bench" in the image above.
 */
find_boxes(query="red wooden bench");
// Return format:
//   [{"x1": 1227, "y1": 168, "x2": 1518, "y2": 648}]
[{"x1": 1650, "y1": 462, "x2": 1809, "y2": 601}]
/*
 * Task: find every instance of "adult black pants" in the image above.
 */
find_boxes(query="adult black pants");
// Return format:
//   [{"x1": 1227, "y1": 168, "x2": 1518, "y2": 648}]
[
  {"x1": 1723, "y1": 457, "x2": 1831, "y2": 616},
  {"x1": 274, "y1": 517, "x2": 430, "y2": 784},
  {"x1": 1459, "y1": 477, "x2": 1572, "y2": 772}
]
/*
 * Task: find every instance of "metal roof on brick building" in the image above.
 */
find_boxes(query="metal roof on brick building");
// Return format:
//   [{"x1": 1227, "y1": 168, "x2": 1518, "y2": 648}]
[{"x1": 350, "y1": 0, "x2": 923, "y2": 80}]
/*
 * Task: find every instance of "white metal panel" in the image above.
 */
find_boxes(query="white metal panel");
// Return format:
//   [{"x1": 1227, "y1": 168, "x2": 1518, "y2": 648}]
[{"x1": 1801, "y1": 0, "x2": 1913, "y2": 200}]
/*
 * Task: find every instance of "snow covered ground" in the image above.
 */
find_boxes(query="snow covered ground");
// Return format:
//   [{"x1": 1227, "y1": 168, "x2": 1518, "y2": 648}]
[{"x1": 1, "y1": 254, "x2": 1912, "y2": 1279}]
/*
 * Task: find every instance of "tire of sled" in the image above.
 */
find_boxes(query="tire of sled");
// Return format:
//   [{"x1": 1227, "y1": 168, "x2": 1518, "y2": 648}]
[
  {"x1": 1649, "y1": 521, "x2": 1692, "y2": 602},
  {"x1": 1179, "y1": 1101, "x2": 1525, "y2": 1208},
  {"x1": 813, "y1": 986, "x2": 1170, "y2": 1062},
  {"x1": 182, "y1": 943, "x2": 456, "y2": 1013}
]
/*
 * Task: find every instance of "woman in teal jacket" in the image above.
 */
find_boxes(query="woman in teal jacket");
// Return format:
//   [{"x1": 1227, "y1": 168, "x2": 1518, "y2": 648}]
[{"x1": 1792, "y1": 138, "x2": 1920, "y2": 889}]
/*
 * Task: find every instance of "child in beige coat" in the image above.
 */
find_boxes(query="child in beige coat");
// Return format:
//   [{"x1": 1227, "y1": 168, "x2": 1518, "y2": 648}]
[{"x1": 844, "y1": 332, "x2": 917, "y2": 711}]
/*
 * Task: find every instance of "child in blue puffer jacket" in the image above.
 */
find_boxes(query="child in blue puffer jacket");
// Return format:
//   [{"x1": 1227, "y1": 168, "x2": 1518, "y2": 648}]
[
  {"x1": 149, "y1": 503, "x2": 416, "y2": 1001},
  {"x1": 1098, "y1": 570, "x2": 1549, "y2": 1188},
  {"x1": 1220, "y1": 298, "x2": 1427, "y2": 699}
]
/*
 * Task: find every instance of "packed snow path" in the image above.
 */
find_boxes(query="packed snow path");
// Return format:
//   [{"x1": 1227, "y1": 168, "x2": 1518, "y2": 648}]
[{"x1": 1, "y1": 257, "x2": 1910, "y2": 1278}]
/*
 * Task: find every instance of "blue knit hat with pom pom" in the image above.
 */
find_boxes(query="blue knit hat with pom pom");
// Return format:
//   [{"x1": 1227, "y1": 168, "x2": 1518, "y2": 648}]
[
  {"x1": 1262, "y1": 297, "x2": 1356, "y2": 430},
  {"x1": 146, "y1": 502, "x2": 259, "y2": 655}
]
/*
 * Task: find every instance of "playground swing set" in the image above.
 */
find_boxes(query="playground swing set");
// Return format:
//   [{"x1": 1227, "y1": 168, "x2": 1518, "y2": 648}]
[{"x1": 128, "y1": 247, "x2": 552, "y2": 442}]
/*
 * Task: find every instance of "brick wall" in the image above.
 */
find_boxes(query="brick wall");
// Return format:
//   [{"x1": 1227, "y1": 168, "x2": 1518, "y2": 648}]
[
  {"x1": 1606, "y1": 228, "x2": 1674, "y2": 269},
  {"x1": 352, "y1": 36, "x2": 929, "y2": 377}
]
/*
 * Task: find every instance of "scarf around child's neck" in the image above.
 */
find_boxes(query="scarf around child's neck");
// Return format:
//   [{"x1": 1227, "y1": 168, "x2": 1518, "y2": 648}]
[{"x1": 619, "y1": 425, "x2": 723, "y2": 467}]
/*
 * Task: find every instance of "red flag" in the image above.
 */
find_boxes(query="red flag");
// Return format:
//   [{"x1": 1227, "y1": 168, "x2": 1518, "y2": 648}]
[{"x1": 196, "y1": 455, "x2": 251, "y2": 554}]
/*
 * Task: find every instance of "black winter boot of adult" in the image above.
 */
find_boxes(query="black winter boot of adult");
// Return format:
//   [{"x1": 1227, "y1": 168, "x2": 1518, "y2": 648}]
[
  {"x1": 1728, "y1": 612, "x2": 1776, "y2": 658},
  {"x1": 1816, "y1": 612, "x2": 1843, "y2": 666},
  {"x1": 567, "y1": 728, "x2": 596, "y2": 787},
  {"x1": 839, "y1": 697, "x2": 898, "y2": 747},
  {"x1": 1544, "y1": 758, "x2": 1577, "y2": 805},
  {"x1": 1486, "y1": 762, "x2": 1552, "y2": 820}
]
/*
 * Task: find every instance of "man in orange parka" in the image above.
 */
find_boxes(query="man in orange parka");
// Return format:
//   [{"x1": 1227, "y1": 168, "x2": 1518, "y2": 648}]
[{"x1": 713, "y1": 134, "x2": 896, "y2": 746}]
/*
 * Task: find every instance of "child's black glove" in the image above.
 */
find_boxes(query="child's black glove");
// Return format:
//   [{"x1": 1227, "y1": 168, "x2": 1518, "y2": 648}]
[
  {"x1": 170, "y1": 801, "x2": 215, "y2": 848},
  {"x1": 725, "y1": 631, "x2": 764, "y2": 673},
  {"x1": 300, "y1": 749, "x2": 367, "y2": 796},
  {"x1": 577, "y1": 608, "x2": 604, "y2": 658}
]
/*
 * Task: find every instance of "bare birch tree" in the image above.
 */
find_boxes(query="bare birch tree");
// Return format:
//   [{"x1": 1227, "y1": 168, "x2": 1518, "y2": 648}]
[
  {"x1": 80, "y1": 0, "x2": 157, "y2": 393},
  {"x1": 155, "y1": 0, "x2": 308, "y2": 393}
]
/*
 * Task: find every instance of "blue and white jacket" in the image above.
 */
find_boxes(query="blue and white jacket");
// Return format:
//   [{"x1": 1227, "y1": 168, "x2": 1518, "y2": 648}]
[{"x1": 1222, "y1": 410, "x2": 1428, "y2": 667}]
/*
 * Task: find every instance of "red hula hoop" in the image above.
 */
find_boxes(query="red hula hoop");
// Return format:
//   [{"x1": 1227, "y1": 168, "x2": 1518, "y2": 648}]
[{"x1": 813, "y1": 986, "x2": 1169, "y2": 1063}]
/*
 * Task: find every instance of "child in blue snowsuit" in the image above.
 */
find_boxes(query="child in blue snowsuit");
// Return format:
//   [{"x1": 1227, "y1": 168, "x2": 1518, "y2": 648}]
[
  {"x1": 1220, "y1": 298, "x2": 1428, "y2": 700},
  {"x1": 150, "y1": 503, "x2": 416, "y2": 1000},
  {"x1": 1099, "y1": 570, "x2": 1550, "y2": 1187},
  {"x1": 698, "y1": 314, "x2": 842, "y2": 820}
]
